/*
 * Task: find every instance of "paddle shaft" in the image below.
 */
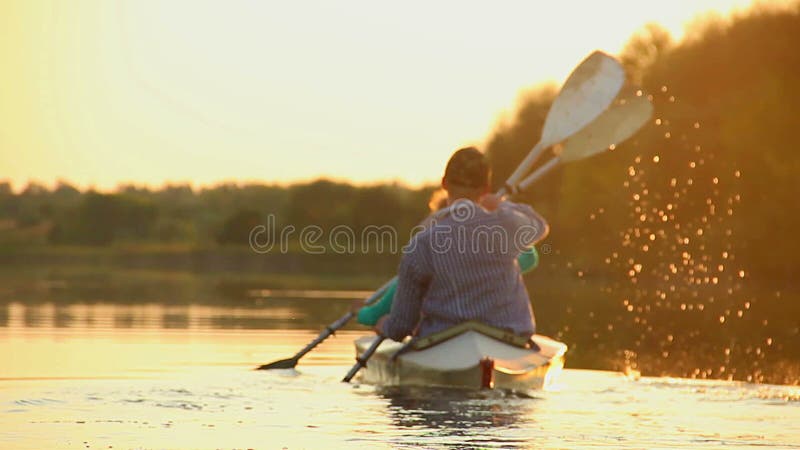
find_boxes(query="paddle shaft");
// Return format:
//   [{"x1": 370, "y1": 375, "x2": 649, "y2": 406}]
[
  {"x1": 342, "y1": 335, "x2": 386, "y2": 382},
  {"x1": 289, "y1": 279, "x2": 393, "y2": 358},
  {"x1": 505, "y1": 141, "x2": 545, "y2": 194},
  {"x1": 517, "y1": 157, "x2": 561, "y2": 193},
  {"x1": 256, "y1": 278, "x2": 393, "y2": 370},
  {"x1": 291, "y1": 311, "x2": 354, "y2": 361}
]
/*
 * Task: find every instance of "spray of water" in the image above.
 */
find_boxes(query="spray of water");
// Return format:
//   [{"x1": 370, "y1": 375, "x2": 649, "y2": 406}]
[{"x1": 574, "y1": 86, "x2": 796, "y2": 385}]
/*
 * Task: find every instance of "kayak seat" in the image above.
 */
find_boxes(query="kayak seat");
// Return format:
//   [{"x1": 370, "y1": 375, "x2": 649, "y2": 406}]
[{"x1": 411, "y1": 321, "x2": 531, "y2": 351}]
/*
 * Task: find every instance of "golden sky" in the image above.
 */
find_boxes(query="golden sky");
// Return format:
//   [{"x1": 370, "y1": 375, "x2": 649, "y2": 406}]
[{"x1": 0, "y1": 0, "x2": 773, "y2": 191}]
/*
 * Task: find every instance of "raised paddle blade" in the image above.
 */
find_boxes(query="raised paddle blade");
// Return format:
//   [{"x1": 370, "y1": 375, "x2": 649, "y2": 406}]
[
  {"x1": 558, "y1": 92, "x2": 653, "y2": 162},
  {"x1": 515, "y1": 91, "x2": 653, "y2": 192},
  {"x1": 256, "y1": 357, "x2": 298, "y2": 370},
  {"x1": 541, "y1": 51, "x2": 625, "y2": 148},
  {"x1": 506, "y1": 51, "x2": 625, "y2": 188}
]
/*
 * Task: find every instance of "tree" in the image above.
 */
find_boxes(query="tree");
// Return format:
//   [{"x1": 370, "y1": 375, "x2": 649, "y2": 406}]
[
  {"x1": 620, "y1": 23, "x2": 673, "y2": 83},
  {"x1": 216, "y1": 209, "x2": 263, "y2": 246},
  {"x1": 48, "y1": 192, "x2": 158, "y2": 245}
]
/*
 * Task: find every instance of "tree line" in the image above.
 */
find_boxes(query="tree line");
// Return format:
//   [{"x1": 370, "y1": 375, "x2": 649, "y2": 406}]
[{"x1": 0, "y1": 179, "x2": 435, "y2": 248}]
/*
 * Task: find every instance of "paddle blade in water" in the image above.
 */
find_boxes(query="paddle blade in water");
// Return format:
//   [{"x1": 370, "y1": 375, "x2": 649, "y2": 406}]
[
  {"x1": 558, "y1": 92, "x2": 653, "y2": 162},
  {"x1": 256, "y1": 357, "x2": 298, "y2": 370}
]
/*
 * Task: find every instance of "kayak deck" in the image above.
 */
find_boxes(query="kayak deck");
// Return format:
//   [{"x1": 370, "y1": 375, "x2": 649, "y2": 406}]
[{"x1": 354, "y1": 328, "x2": 567, "y2": 391}]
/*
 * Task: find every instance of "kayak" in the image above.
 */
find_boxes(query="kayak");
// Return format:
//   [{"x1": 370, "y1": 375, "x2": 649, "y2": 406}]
[{"x1": 353, "y1": 321, "x2": 567, "y2": 391}]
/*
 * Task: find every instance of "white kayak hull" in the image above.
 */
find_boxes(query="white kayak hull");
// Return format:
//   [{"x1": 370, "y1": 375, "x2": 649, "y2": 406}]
[{"x1": 354, "y1": 330, "x2": 567, "y2": 391}]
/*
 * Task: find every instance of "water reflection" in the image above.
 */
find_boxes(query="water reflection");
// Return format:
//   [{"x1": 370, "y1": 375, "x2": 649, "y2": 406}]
[
  {"x1": 23, "y1": 304, "x2": 45, "y2": 328},
  {"x1": 54, "y1": 305, "x2": 73, "y2": 328},
  {"x1": 163, "y1": 313, "x2": 190, "y2": 329},
  {"x1": 380, "y1": 386, "x2": 534, "y2": 428},
  {"x1": 1, "y1": 298, "x2": 799, "y2": 448},
  {"x1": 376, "y1": 386, "x2": 536, "y2": 447},
  {"x1": 2, "y1": 282, "x2": 798, "y2": 385},
  {"x1": 114, "y1": 312, "x2": 137, "y2": 329},
  {"x1": 1, "y1": 297, "x2": 365, "y2": 332}
]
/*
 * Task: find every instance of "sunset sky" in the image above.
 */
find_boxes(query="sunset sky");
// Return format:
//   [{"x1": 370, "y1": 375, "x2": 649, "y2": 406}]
[{"x1": 0, "y1": 0, "x2": 777, "y2": 191}]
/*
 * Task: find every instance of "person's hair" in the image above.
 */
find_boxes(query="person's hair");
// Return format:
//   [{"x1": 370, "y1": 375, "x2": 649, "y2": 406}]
[{"x1": 442, "y1": 147, "x2": 491, "y2": 189}]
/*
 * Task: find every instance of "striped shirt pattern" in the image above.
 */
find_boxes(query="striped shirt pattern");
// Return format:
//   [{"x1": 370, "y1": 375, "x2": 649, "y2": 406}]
[{"x1": 382, "y1": 199, "x2": 548, "y2": 341}]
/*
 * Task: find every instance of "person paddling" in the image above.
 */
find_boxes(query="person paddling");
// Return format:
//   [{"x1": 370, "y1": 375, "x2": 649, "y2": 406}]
[
  {"x1": 354, "y1": 194, "x2": 542, "y2": 328},
  {"x1": 356, "y1": 147, "x2": 548, "y2": 341}
]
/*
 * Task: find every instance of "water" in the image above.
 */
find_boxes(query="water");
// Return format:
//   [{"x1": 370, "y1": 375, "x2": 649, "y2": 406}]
[{"x1": 1, "y1": 300, "x2": 799, "y2": 449}]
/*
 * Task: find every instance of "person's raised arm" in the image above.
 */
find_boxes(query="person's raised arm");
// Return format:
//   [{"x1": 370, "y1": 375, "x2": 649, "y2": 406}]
[
  {"x1": 481, "y1": 194, "x2": 549, "y2": 248},
  {"x1": 353, "y1": 280, "x2": 397, "y2": 326}
]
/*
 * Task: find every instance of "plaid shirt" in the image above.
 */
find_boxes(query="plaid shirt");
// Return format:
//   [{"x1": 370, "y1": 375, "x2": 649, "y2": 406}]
[{"x1": 382, "y1": 199, "x2": 548, "y2": 341}]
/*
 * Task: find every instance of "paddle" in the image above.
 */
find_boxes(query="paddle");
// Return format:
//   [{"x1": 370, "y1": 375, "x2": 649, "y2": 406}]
[
  {"x1": 259, "y1": 51, "x2": 637, "y2": 376},
  {"x1": 341, "y1": 52, "x2": 632, "y2": 383},
  {"x1": 340, "y1": 93, "x2": 651, "y2": 381},
  {"x1": 503, "y1": 51, "x2": 625, "y2": 195},
  {"x1": 255, "y1": 279, "x2": 394, "y2": 370}
]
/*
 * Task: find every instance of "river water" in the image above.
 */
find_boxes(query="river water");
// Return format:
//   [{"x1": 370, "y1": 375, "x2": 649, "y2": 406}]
[{"x1": 1, "y1": 299, "x2": 798, "y2": 449}]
